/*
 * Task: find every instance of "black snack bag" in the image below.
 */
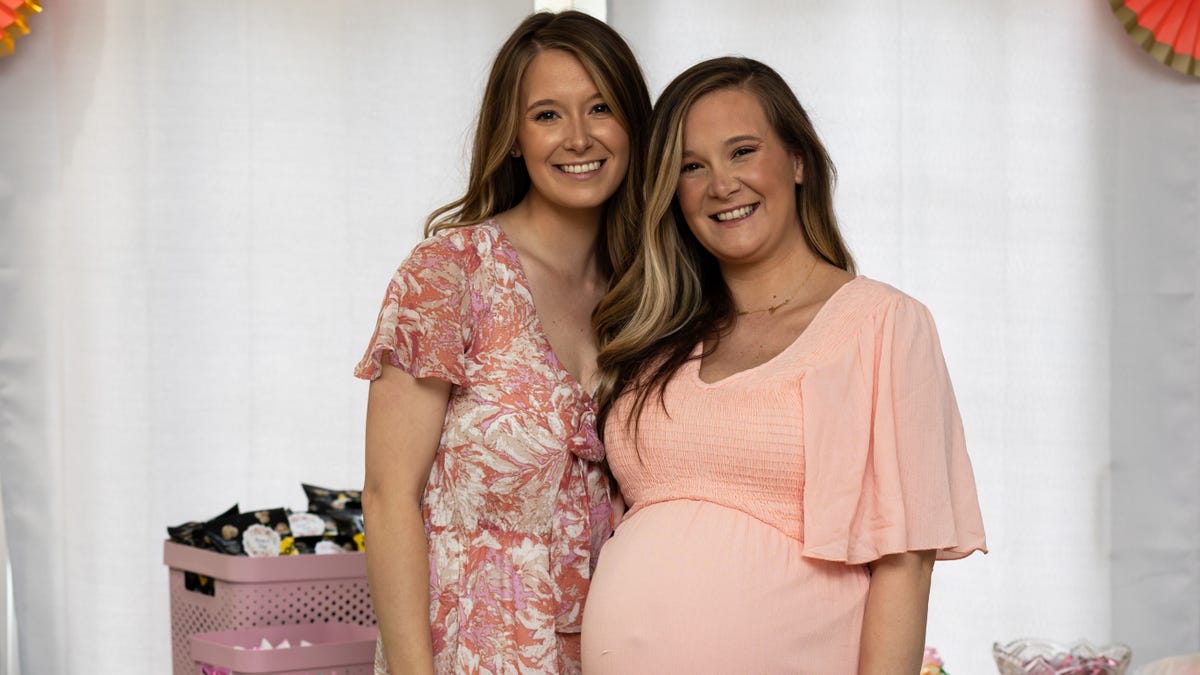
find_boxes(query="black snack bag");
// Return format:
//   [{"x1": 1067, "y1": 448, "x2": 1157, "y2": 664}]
[
  {"x1": 169, "y1": 504, "x2": 240, "y2": 594},
  {"x1": 290, "y1": 535, "x2": 325, "y2": 555},
  {"x1": 201, "y1": 508, "x2": 248, "y2": 556},
  {"x1": 286, "y1": 511, "x2": 327, "y2": 538},
  {"x1": 184, "y1": 571, "x2": 215, "y2": 596},
  {"x1": 302, "y1": 483, "x2": 364, "y2": 540},
  {"x1": 202, "y1": 507, "x2": 292, "y2": 556},
  {"x1": 167, "y1": 504, "x2": 238, "y2": 549},
  {"x1": 335, "y1": 532, "x2": 365, "y2": 552},
  {"x1": 292, "y1": 533, "x2": 362, "y2": 554},
  {"x1": 302, "y1": 484, "x2": 362, "y2": 513}
]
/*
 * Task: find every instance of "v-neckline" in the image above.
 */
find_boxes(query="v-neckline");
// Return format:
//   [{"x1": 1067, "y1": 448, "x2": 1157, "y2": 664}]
[
  {"x1": 692, "y1": 275, "x2": 863, "y2": 388},
  {"x1": 489, "y1": 221, "x2": 597, "y2": 401}
]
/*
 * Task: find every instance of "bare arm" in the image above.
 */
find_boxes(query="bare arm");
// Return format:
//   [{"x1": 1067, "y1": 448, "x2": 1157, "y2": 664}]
[
  {"x1": 362, "y1": 363, "x2": 451, "y2": 675},
  {"x1": 858, "y1": 549, "x2": 936, "y2": 675}
]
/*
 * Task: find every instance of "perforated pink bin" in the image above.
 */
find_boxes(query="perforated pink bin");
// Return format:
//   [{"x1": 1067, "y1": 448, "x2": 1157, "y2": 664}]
[
  {"x1": 164, "y1": 541, "x2": 377, "y2": 675},
  {"x1": 191, "y1": 622, "x2": 378, "y2": 675}
]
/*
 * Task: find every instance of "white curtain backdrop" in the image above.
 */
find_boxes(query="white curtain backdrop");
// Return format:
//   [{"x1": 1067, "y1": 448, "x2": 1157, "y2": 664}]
[
  {"x1": 0, "y1": 1, "x2": 1196, "y2": 673},
  {"x1": 0, "y1": 482, "x2": 15, "y2": 675},
  {"x1": 1104, "y1": 20, "x2": 1200, "y2": 663}
]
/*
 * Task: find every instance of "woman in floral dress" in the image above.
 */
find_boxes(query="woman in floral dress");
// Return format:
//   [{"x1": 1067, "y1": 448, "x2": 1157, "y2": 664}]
[{"x1": 355, "y1": 11, "x2": 649, "y2": 675}]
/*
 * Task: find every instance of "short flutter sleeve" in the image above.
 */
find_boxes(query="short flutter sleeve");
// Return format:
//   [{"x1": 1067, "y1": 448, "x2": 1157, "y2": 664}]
[
  {"x1": 353, "y1": 233, "x2": 476, "y2": 385},
  {"x1": 800, "y1": 292, "x2": 986, "y2": 565}
]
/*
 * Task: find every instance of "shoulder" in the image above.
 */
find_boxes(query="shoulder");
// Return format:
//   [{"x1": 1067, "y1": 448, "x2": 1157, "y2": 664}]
[
  {"x1": 836, "y1": 276, "x2": 927, "y2": 315},
  {"x1": 811, "y1": 275, "x2": 910, "y2": 320},
  {"x1": 409, "y1": 221, "x2": 504, "y2": 267},
  {"x1": 393, "y1": 222, "x2": 516, "y2": 288},
  {"x1": 804, "y1": 277, "x2": 940, "y2": 364},
  {"x1": 832, "y1": 276, "x2": 940, "y2": 335}
]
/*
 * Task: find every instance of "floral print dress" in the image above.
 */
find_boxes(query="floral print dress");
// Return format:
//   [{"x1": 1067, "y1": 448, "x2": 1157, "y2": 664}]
[{"x1": 355, "y1": 221, "x2": 611, "y2": 674}]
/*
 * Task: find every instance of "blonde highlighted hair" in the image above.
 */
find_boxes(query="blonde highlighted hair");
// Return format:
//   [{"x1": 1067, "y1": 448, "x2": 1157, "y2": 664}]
[
  {"x1": 593, "y1": 56, "x2": 856, "y2": 436},
  {"x1": 424, "y1": 11, "x2": 651, "y2": 277}
]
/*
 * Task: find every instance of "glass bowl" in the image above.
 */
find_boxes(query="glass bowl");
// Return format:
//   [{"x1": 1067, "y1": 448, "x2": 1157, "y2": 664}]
[{"x1": 992, "y1": 638, "x2": 1132, "y2": 675}]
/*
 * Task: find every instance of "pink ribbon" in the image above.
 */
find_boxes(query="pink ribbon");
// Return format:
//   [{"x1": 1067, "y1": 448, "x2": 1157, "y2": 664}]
[{"x1": 200, "y1": 664, "x2": 230, "y2": 675}]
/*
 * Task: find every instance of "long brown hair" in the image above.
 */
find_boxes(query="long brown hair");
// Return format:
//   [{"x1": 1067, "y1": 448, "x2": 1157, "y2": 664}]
[
  {"x1": 424, "y1": 11, "x2": 651, "y2": 277},
  {"x1": 593, "y1": 56, "x2": 856, "y2": 437}
]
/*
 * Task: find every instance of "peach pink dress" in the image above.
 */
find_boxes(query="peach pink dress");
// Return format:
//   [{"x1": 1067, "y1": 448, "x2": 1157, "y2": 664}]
[
  {"x1": 356, "y1": 222, "x2": 611, "y2": 674},
  {"x1": 580, "y1": 277, "x2": 986, "y2": 673}
]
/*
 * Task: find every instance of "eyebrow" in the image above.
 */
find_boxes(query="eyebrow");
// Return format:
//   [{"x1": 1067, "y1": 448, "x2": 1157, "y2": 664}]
[
  {"x1": 681, "y1": 134, "x2": 764, "y2": 157},
  {"x1": 724, "y1": 134, "x2": 763, "y2": 146},
  {"x1": 525, "y1": 92, "x2": 604, "y2": 113}
]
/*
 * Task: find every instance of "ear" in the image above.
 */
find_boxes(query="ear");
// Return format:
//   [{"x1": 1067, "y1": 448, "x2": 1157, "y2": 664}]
[{"x1": 792, "y1": 154, "x2": 804, "y2": 184}]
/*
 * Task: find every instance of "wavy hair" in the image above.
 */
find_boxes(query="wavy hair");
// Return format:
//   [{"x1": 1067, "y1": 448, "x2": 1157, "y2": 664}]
[
  {"x1": 424, "y1": 11, "x2": 651, "y2": 277},
  {"x1": 593, "y1": 56, "x2": 856, "y2": 437}
]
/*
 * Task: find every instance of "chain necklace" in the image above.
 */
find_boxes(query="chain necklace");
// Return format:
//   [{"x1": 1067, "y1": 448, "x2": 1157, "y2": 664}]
[{"x1": 735, "y1": 259, "x2": 818, "y2": 317}]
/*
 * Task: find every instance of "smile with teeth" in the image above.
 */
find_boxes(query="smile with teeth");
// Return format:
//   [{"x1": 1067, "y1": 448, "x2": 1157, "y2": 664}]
[
  {"x1": 712, "y1": 203, "x2": 758, "y2": 222},
  {"x1": 558, "y1": 160, "x2": 604, "y2": 174}
]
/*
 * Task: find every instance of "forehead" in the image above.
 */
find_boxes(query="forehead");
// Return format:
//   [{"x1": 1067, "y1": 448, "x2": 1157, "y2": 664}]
[
  {"x1": 683, "y1": 88, "x2": 770, "y2": 144},
  {"x1": 520, "y1": 49, "x2": 598, "y2": 102}
]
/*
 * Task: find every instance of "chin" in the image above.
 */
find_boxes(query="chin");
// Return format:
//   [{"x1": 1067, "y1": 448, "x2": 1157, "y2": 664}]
[
  {"x1": 695, "y1": 235, "x2": 766, "y2": 264},
  {"x1": 550, "y1": 190, "x2": 617, "y2": 212}
]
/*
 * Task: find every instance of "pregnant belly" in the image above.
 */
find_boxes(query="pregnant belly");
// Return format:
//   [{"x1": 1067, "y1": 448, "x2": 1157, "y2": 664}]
[{"x1": 581, "y1": 499, "x2": 869, "y2": 674}]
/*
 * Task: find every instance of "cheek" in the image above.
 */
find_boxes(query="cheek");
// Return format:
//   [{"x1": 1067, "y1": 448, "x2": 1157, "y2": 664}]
[
  {"x1": 517, "y1": 124, "x2": 556, "y2": 156},
  {"x1": 602, "y1": 126, "x2": 631, "y2": 164},
  {"x1": 681, "y1": 209, "x2": 714, "y2": 250},
  {"x1": 676, "y1": 182, "x2": 703, "y2": 216},
  {"x1": 515, "y1": 127, "x2": 535, "y2": 157}
]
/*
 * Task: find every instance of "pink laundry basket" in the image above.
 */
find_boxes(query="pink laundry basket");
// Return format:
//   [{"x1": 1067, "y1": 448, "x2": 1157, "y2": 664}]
[
  {"x1": 164, "y1": 541, "x2": 377, "y2": 675},
  {"x1": 191, "y1": 622, "x2": 378, "y2": 675}
]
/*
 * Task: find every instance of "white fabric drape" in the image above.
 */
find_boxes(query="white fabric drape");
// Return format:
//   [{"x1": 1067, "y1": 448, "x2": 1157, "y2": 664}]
[
  {"x1": 0, "y1": 481, "x2": 16, "y2": 675},
  {"x1": 1102, "y1": 17, "x2": 1200, "y2": 664},
  {"x1": 0, "y1": 1, "x2": 1196, "y2": 673}
]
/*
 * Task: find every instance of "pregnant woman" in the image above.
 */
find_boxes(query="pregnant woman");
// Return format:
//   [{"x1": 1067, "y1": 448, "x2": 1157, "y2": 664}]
[{"x1": 582, "y1": 57, "x2": 986, "y2": 674}]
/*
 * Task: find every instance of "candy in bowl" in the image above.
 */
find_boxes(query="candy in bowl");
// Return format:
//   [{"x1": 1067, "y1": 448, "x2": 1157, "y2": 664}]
[{"x1": 992, "y1": 638, "x2": 1132, "y2": 675}]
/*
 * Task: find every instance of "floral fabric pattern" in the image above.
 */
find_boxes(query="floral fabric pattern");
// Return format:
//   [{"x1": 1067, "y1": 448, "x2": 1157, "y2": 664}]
[{"x1": 355, "y1": 221, "x2": 611, "y2": 674}]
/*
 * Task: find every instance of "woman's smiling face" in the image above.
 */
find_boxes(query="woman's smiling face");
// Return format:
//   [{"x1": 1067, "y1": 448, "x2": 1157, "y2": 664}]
[
  {"x1": 675, "y1": 87, "x2": 806, "y2": 268},
  {"x1": 514, "y1": 49, "x2": 630, "y2": 214}
]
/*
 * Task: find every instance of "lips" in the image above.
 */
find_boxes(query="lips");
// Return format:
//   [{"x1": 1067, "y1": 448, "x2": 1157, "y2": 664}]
[
  {"x1": 557, "y1": 159, "x2": 604, "y2": 174},
  {"x1": 711, "y1": 203, "x2": 759, "y2": 222}
]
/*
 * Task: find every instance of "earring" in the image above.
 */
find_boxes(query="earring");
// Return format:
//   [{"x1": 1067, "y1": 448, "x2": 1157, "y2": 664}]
[{"x1": 510, "y1": 150, "x2": 520, "y2": 158}]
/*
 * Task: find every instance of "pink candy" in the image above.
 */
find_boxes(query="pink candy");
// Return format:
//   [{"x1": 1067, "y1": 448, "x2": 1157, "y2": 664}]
[
  {"x1": 993, "y1": 639, "x2": 1132, "y2": 675},
  {"x1": 231, "y1": 637, "x2": 314, "y2": 651}
]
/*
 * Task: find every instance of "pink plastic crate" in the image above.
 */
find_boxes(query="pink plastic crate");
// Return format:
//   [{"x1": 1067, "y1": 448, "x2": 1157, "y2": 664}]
[
  {"x1": 165, "y1": 541, "x2": 377, "y2": 675},
  {"x1": 191, "y1": 622, "x2": 378, "y2": 675}
]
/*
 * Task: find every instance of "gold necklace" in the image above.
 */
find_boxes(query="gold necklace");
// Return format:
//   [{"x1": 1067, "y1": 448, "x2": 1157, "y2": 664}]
[{"x1": 735, "y1": 259, "x2": 818, "y2": 317}]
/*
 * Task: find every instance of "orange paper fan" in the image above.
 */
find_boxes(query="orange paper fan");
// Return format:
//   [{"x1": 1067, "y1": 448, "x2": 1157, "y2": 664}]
[
  {"x1": 1, "y1": 0, "x2": 41, "y2": 57},
  {"x1": 1111, "y1": 0, "x2": 1200, "y2": 76}
]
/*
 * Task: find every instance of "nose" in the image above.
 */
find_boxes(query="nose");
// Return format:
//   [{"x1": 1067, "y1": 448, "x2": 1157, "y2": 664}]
[
  {"x1": 707, "y1": 165, "x2": 740, "y2": 199},
  {"x1": 563, "y1": 115, "x2": 593, "y2": 152}
]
